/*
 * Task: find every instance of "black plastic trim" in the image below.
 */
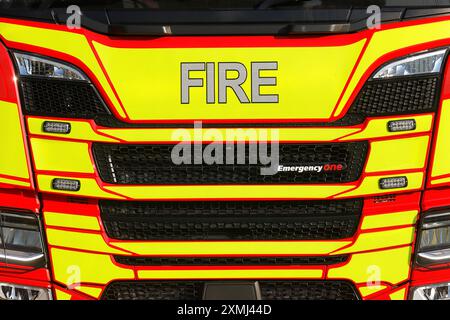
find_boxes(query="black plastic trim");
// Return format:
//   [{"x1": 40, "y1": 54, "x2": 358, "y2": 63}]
[
  {"x1": 0, "y1": 7, "x2": 449, "y2": 36},
  {"x1": 114, "y1": 255, "x2": 349, "y2": 267},
  {"x1": 94, "y1": 113, "x2": 366, "y2": 129},
  {"x1": 99, "y1": 199, "x2": 363, "y2": 241},
  {"x1": 101, "y1": 280, "x2": 361, "y2": 300},
  {"x1": 92, "y1": 142, "x2": 369, "y2": 186}
]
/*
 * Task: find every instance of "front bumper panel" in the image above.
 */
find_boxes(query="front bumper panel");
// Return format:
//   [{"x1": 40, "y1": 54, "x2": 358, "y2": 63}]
[{"x1": 43, "y1": 193, "x2": 419, "y2": 300}]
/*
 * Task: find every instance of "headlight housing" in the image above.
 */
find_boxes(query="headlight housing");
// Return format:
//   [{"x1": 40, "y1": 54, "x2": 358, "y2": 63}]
[
  {"x1": 373, "y1": 48, "x2": 447, "y2": 80},
  {"x1": 11, "y1": 51, "x2": 110, "y2": 119},
  {"x1": 410, "y1": 282, "x2": 450, "y2": 301},
  {"x1": 13, "y1": 52, "x2": 88, "y2": 81},
  {"x1": 0, "y1": 211, "x2": 46, "y2": 269},
  {"x1": 415, "y1": 210, "x2": 450, "y2": 269},
  {"x1": 0, "y1": 212, "x2": 50, "y2": 300},
  {"x1": 0, "y1": 283, "x2": 52, "y2": 301}
]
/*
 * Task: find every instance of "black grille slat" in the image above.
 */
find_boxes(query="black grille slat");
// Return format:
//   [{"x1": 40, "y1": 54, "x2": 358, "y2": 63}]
[
  {"x1": 102, "y1": 281, "x2": 203, "y2": 300},
  {"x1": 93, "y1": 142, "x2": 368, "y2": 185},
  {"x1": 101, "y1": 199, "x2": 363, "y2": 217},
  {"x1": 259, "y1": 281, "x2": 360, "y2": 300},
  {"x1": 19, "y1": 78, "x2": 109, "y2": 118},
  {"x1": 350, "y1": 76, "x2": 439, "y2": 116},
  {"x1": 94, "y1": 113, "x2": 367, "y2": 128},
  {"x1": 100, "y1": 199, "x2": 363, "y2": 241},
  {"x1": 101, "y1": 281, "x2": 360, "y2": 300},
  {"x1": 103, "y1": 218, "x2": 359, "y2": 241},
  {"x1": 114, "y1": 255, "x2": 349, "y2": 267}
]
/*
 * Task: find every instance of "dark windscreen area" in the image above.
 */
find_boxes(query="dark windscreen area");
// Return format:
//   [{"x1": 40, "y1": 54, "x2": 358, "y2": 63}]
[{"x1": 1, "y1": 0, "x2": 450, "y2": 10}]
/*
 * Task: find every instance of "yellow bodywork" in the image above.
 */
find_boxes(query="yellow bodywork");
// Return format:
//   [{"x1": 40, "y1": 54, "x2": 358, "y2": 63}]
[
  {"x1": 431, "y1": 100, "x2": 450, "y2": 184},
  {"x1": 2, "y1": 17, "x2": 450, "y2": 301},
  {"x1": 91, "y1": 40, "x2": 366, "y2": 121},
  {"x1": 0, "y1": 101, "x2": 30, "y2": 187}
]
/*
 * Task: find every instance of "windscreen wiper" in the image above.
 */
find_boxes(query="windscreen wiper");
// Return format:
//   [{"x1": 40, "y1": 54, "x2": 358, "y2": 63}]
[{"x1": 256, "y1": 0, "x2": 313, "y2": 10}]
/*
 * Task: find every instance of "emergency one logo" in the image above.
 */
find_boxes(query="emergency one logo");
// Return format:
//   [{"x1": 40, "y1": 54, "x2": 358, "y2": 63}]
[{"x1": 277, "y1": 163, "x2": 347, "y2": 174}]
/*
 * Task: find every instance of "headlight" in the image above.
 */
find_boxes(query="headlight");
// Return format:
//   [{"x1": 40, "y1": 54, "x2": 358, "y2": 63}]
[
  {"x1": 373, "y1": 49, "x2": 447, "y2": 79},
  {"x1": 0, "y1": 212, "x2": 50, "y2": 300},
  {"x1": 0, "y1": 212, "x2": 46, "y2": 269},
  {"x1": 410, "y1": 282, "x2": 450, "y2": 301},
  {"x1": 13, "y1": 52, "x2": 88, "y2": 81},
  {"x1": 0, "y1": 283, "x2": 52, "y2": 300},
  {"x1": 415, "y1": 210, "x2": 450, "y2": 268}
]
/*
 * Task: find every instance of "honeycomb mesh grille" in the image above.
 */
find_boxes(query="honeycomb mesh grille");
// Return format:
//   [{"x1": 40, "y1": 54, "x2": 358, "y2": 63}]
[
  {"x1": 259, "y1": 281, "x2": 360, "y2": 300},
  {"x1": 93, "y1": 142, "x2": 368, "y2": 185},
  {"x1": 349, "y1": 76, "x2": 439, "y2": 116},
  {"x1": 101, "y1": 281, "x2": 360, "y2": 300},
  {"x1": 19, "y1": 78, "x2": 109, "y2": 118},
  {"x1": 94, "y1": 113, "x2": 367, "y2": 128},
  {"x1": 100, "y1": 199, "x2": 363, "y2": 241},
  {"x1": 113, "y1": 255, "x2": 349, "y2": 267}
]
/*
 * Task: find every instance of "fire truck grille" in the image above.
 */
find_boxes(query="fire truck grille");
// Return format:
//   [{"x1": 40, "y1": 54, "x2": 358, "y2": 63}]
[
  {"x1": 19, "y1": 78, "x2": 109, "y2": 118},
  {"x1": 100, "y1": 199, "x2": 363, "y2": 241},
  {"x1": 101, "y1": 281, "x2": 360, "y2": 300},
  {"x1": 113, "y1": 255, "x2": 349, "y2": 267},
  {"x1": 350, "y1": 76, "x2": 439, "y2": 116},
  {"x1": 92, "y1": 142, "x2": 368, "y2": 185}
]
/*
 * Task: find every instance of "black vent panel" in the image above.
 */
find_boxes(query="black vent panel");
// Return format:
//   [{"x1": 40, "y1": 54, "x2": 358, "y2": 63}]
[
  {"x1": 19, "y1": 78, "x2": 109, "y2": 118},
  {"x1": 259, "y1": 281, "x2": 360, "y2": 300},
  {"x1": 114, "y1": 255, "x2": 349, "y2": 267},
  {"x1": 350, "y1": 76, "x2": 439, "y2": 116},
  {"x1": 100, "y1": 199, "x2": 363, "y2": 241},
  {"x1": 101, "y1": 281, "x2": 360, "y2": 300},
  {"x1": 93, "y1": 142, "x2": 368, "y2": 185}
]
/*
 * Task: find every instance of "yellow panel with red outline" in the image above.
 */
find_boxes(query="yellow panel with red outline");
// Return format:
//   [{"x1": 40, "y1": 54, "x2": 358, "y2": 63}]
[
  {"x1": 430, "y1": 99, "x2": 450, "y2": 186},
  {"x1": 0, "y1": 41, "x2": 33, "y2": 190}
]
